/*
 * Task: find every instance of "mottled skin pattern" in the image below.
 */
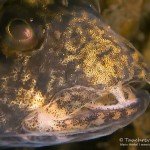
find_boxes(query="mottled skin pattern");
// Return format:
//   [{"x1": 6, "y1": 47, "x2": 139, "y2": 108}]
[{"x1": 0, "y1": 1, "x2": 150, "y2": 147}]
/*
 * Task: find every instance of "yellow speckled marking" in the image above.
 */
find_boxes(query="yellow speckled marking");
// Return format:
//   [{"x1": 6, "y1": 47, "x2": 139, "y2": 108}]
[
  {"x1": 91, "y1": 113, "x2": 105, "y2": 125},
  {"x1": 11, "y1": 87, "x2": 45, "y2": 110},
  {"x1": 113, "y1": 111, "x2": 121, "y2": 120},
  {"x1": 126, "y1": 108, "x2": 137, "y2": 116}
]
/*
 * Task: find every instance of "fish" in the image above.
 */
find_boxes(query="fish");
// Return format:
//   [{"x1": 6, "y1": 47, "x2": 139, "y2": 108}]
[{"x1": 0, "y1": 0, "x2": 149, "y2": 147}]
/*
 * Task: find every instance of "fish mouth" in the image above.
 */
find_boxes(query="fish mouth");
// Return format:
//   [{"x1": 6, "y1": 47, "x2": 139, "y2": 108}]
[
  {"x1": 87, "y1": 81, "x2": 150, "y2": 112},
  {"x1": 0, "y1": 81, "x2": 149, "y2": 147},
  {"x1": 23, "y1": 80, "x2": 150, "y2": 134}
]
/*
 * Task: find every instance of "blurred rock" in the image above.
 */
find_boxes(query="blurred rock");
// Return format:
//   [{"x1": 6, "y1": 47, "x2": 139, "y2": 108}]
[
  {"x1": 143, "y1": 35, "x2": 150, "y2": 65},
  {"x1": 102, "y1": 0, "x2": 144, "y2": 39}
]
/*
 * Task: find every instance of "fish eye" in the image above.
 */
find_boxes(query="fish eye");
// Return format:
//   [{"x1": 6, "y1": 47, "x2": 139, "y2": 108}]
[
  {"x1": 7, "y1": 19, "x2": 34, "y2": 42},
  {"x1": 0, "y1": 5, "x2": 45, "y2": 56},
  {"x1": 6, "y1": 18, "x2": 37, "y2": 51}
]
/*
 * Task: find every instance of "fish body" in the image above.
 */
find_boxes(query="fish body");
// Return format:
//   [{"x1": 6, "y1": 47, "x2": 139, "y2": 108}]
[{"x1": 0, "y1": 0, "x2": 149, "y2": 147}]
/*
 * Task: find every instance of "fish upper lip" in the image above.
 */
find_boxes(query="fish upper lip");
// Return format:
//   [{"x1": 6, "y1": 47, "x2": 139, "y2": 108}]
[{"x1": 66, "y1": 80, "x2": 150, "y2": 113}]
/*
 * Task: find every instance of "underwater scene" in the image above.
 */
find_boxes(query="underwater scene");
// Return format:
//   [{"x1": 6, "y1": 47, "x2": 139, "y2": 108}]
[{"x1": 0, "y1": 0, "x2": 150, "y2": 150}]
